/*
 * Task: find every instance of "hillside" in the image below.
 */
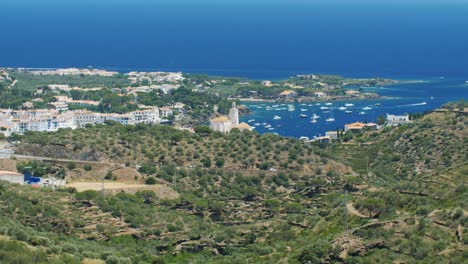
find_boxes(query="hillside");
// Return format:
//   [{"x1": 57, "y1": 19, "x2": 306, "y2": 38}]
[
  {"x1": 14, "y1": 125, "x2": 350, "y2": 176},
  {"x1": 0, "y1": 103, "x2": 466, "y2": 263}
]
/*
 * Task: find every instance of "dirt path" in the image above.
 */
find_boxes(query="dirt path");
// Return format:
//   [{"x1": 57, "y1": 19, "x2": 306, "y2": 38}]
[
  {"x1": 347, "y1": 202, "x2": 368, "y2": 218},
  {"x1": 67, "y1": 182, "x2": 179, "y2": 199},
  {"x1": 7, "y1": 80, "x2": 17, "y2": 89}
]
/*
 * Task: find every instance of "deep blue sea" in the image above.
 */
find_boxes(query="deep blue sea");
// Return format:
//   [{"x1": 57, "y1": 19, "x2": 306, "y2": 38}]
[
  {"x1": 1, "y1": 1, "x2": 467, "y2": 137},
  {"x1": 240, "y1": 78, "x2": 468, "y2": 138}
]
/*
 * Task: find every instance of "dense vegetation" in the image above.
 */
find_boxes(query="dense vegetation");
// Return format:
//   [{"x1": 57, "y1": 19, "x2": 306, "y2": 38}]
[
  {"x1": 0, "y1": 70, "x2": 233, "y2": 120},
  {"x1": 0, "y1": 103, "x2": 466, "y2": 263},
  {"x1": 15, "y1": 124, "x2": 341, "y2": 174},
  {"x1": 186, "y1": 73, "x2": 395, "y2": 99}
]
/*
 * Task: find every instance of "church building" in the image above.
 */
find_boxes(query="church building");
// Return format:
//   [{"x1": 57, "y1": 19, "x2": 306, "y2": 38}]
[{"x1": 210, "y1": 103, "x2": 252, "y2": 133}]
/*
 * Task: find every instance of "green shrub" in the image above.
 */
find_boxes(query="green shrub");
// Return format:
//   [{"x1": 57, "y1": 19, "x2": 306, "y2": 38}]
[
  {"x1": 145, "y1": 177, "x2": 157, "y2": 185},
  {"x1": 30, "y1": 236, "x2": 50, "y2": 246},
  {"x1": 76, "y1": 190, "x2": 100, "y2": 200},
  {"x1": 67, "y1": 163, "x2": 77, "y2": 170}
]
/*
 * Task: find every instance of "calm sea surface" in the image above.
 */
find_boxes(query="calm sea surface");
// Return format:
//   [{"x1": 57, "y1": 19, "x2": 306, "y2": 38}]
[{"x1": 240, "y1": 77, "x2": 468, "y2": 138}]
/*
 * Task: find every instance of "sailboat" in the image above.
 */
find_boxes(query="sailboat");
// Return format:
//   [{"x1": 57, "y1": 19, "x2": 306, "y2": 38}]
[{"x1": 326, "y1": 112, "x2": 335, "y2": 122}]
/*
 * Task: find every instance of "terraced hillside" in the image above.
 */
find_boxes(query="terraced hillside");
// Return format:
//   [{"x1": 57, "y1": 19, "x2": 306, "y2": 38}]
[
  {"x1": 0, "y1": 102, "x2": 466, "y2": 263},
  {"x1": 15, "y1": 125, "x2": 351, "y2": 175}
]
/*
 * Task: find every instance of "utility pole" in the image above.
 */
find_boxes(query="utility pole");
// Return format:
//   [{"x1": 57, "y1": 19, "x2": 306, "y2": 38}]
[
  {"x1": 366, "y1": 156, "x2": 369, "y2": 176},
  {"x1": 173, "y1": 167, "x2": 177, "y2": 188},
  {"x1": 345, "y1": 190, "x2": 348, "y2": 238},
  {"x1": 101, "y1": 174, "x2": 105, "y2": 196}
]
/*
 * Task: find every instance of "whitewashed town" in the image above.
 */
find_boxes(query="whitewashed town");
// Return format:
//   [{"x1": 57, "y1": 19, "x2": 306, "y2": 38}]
[{"x1": 0, "y1": 103, "x2": 164, "y2": 136}]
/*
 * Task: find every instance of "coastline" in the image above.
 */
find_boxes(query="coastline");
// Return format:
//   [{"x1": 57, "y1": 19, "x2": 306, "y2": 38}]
[{"x1": 234, "y1": 95, "x2": 389, "y2": 103}]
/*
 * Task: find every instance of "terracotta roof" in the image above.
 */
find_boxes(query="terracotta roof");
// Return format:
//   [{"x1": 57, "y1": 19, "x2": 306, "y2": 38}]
[
  {"x1": 345, "y1": 90, "x2": 360, "y2": 94},
  {"x1": 235, "y1": 122, "x2": 251, "y2": 129},
  {"x1": 346, "y1": 122, "x2": 366, "y2": 128},
  {"x1": 211, "y1": 116, "x2": 230, "y2": 122},
  {"x1": 0, "y1": 171, "x2": 22, "y2": 176},
  {"x1": 280, "y1": 90, "x2": 296, "y2": 95}
]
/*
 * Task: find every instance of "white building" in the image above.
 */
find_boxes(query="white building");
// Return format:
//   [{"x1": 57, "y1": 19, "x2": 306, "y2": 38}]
[
  {"x1": 325, "y1": 131, "x2": 338, "y2": 140},
  {"x1": 228, "y1": 102, "x2": 239, "y2": 127},
  {"x1": 0, "y1": 171, "x2": 24, "y2": 185},
  {"x1": 0, "y1": 106, "x2": 160, "y2": 135},
  {"x1": 386, "y1": 114, "x2": 411, "y2": 126},
  {"x1": 210, "y1": 116, "x2": 232, "y2": 133},
  {"x1": 210, "y1": 103, "x2": 252, "y2": 133},
  {"x1": 160, "y1": 106, "x2": 174, "y2": 118},
  {"x1": 50, "y1": 101, "x2": 69, "y2": 112},
  {"x1": 314, "y1": 92, "x2": 327, "y2": 98},
  {"x1": 130, "y1": 108, "x2": 160, "y2": 124},
  {"x1": 74, "y1": 110, "x2": 99, "y2": 128}
]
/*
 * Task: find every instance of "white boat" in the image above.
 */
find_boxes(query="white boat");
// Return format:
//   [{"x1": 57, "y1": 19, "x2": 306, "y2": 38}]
[
  {"x1": 320, "y1": 106, "x2": 328, "y2": 110},
  {"x1": 265, "y1": 124, "x2": 272, "y2": 128},
  {"x1": 288, "y1": 105, "x2": 295, "y2": 112},
  {"x1": 345, "y1": 110, "x2": 352, "y2": 114},
  {"x1": 299, "y1": 136, "x2": 309, "y2": 141},
  {"x1": 300, "y1": 103, "x2": 307, "y2": 106},
  {"x1": 310, "y1": 118, "x2": 317, "y2": 123},
  {"x1": 362, "y1": 106, "x2": 372, "y2": 110},
  {"x1": 326, "y1": 117, "x2": 335, "y2": 122},
  {"x1": 312, "y1": 114, "x2": 320, "y2": 119},
  {"x1": 300, "y1": 108, "x2": 307, "y2": 112},
  {"x1": 315, "y1": 103, "x2": 321, "y2": 106},
  {"x1": 254, "y1": 123, "x2": 260, "y2": 126},
  {"x1": 266, "y1": 106, "x2": 272, "y2": 110},
  {"x1": 338, "y1": 106, "x2": 347, "y2": 110},
  {"x1": 248, "y1": 119, "x2": 255, "y2": 123},
  {"x1": 273, "y1": 115, "x2": 281, "y2": 120},
  {"x1": 299, "y1": 114, "x2": 307, "y2": 118},
  {"x1": 358, "y1": 112, "x2": 366, "y2": 115},
  {"x1": 261, "y1": 122, "x2": 267, "y2": 125},
  {"x1": 251, "y1": 127, "x2": 256, "y2": 129},
  {"x1": 325, "y1": 103, "x2": 333, "y2": 106},
  {"x1": 268, "y1": 128, "x2": 274, "y2": 130},
  {"x1": 345, "y1": 103, "x2": 354, "y2": 107}
]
